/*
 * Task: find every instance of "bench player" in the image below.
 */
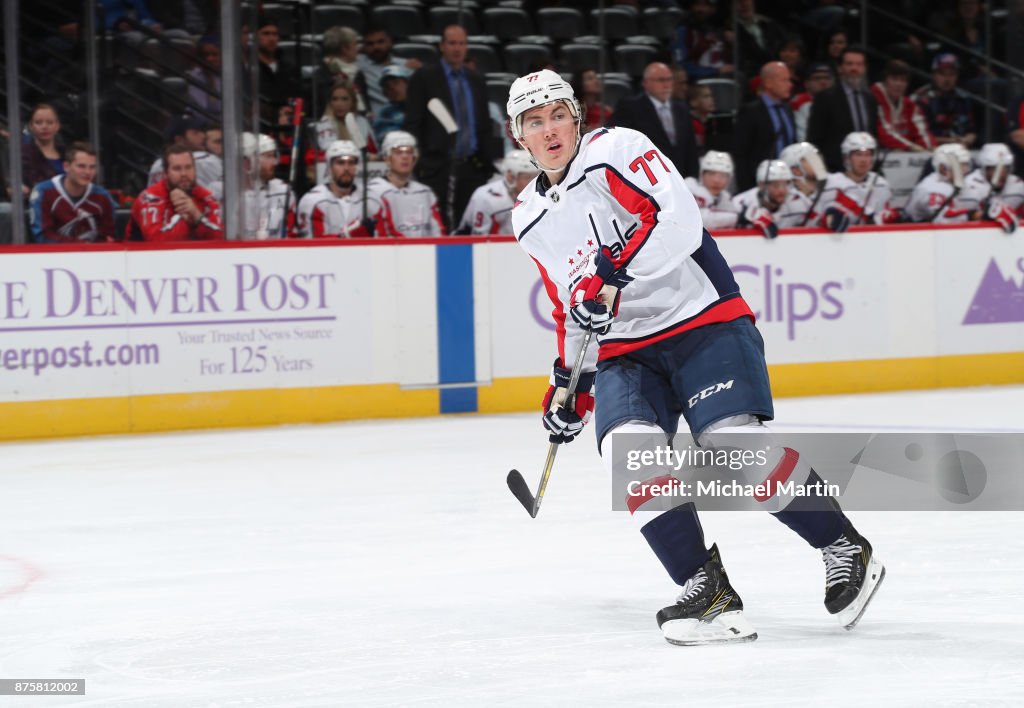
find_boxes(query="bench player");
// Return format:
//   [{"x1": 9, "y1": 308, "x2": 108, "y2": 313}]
[
  {"x1": 684, "y1": 150, "x2": 739, "y2": 230},
  {"x1": 457, "y1": 150, "x2": 538, "y2": 235}
]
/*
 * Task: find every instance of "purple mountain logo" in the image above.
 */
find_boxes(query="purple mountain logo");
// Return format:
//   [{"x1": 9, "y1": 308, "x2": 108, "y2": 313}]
[{"x1": 963, "y1": 258, "x2": 1024, "y2": 325}]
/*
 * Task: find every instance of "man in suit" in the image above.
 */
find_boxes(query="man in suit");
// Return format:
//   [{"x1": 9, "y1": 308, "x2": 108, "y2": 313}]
[
  {"x1": 733, "y1": 61, "x2": 797, "y2": 190},
  {"x1": 807, "y1": 46, "x2": 877, "y2": 172},
  {"x1": 610, "y1": 62, "x2": 700, "y2": 178},
  {"x1": 404, "y1": 24, "x2": 495, "y2": 232}
]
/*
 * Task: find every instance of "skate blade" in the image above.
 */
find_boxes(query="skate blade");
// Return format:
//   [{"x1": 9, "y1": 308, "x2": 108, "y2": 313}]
[
  {"x1": 838, "y1": 556, "x2": 886, "y2": 630},
  {"x1": 663, "y1": 611, "x2": 758, "y2": 646}
]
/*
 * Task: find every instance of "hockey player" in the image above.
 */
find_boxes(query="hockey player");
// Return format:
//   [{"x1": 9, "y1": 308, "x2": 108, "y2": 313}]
[
  {"x1": 242, "y1": 133, "x2": 296, "y2": 239},
  {"x1": 456, "y1": 150, "x2": 538, "y2": 235},
  {"x1": 732, "y1": 160, "x2": 813, "y2": 238},
  {"x1": 812, "y1": 132, "x2": 903, "y2": 229},
  {"x1": 296, "y1": 140, "x2": 381, "y2": 238},
  {"x1": 779, "y1": 141, "x2": 828, "y2": 201},
  {"x1": 965, "y1": 143, "x2": 1023, "y2": 232},
  {"x1": 684, "y1": 151, "x2": 739, "y2": 230},
  {"x1": 506, "y1": 69, "x2": 884, "y2": 646},
  {"x1": 29, "y1": 142, "x2": 117, "y2": 243},
  {"x1": 906, "y1": 143, "x2": 993, "y2": 225},
  {"x1": 128, "y1": 145, "x2": 223, "y2": 242},
  {"x1": 369, "y1": 131, "x2": 446, "y2": 237}
]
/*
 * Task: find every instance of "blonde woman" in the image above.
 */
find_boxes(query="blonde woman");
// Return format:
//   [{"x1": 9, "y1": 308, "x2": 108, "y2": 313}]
[{"x1": 311, "y1": 80, "x2": 375, "y2": 182}]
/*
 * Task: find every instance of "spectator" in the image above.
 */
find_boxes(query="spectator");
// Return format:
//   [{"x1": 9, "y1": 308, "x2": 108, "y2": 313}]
[
  {"x1": 611, "y1": 62, "x2": 700, "y2": 177},
  {"x1": 255, "y1": 16, "x2": 297, "y2": 128},
  {"x1": 456, "y1": 149, "x2": 538, "y2": 235},
  {"x1": 205, "y1": 125, "x2": 223, "y2": 158},
  {"x1": 733, "y1": 158, "x2": 813, "y2": 237},
  {"x1": 150, "y1": 1, "x2": 218, "y2": 36},
  {"x1": 871, "y1": 59, "x2": 935, "y2": 152},
  {"x1": 733, "y1": 62, "x2": 796, "y2": 190},
  {"x1": 807, "y1": 46, "x2": 877, "y2": 172},
  {"x1": 102, "y1": 0, "x2": 162, "y2": 33},
  {"x1": 148, "y1": 114, "x2": 222, "y2": 190},
  {"x1": 791, "y1": 62, "x2": 833, "y2": 142},
  {"x1": 22, "y1": 103, "x2": 65, "y2": 197},
  {"x1": 671, "y1": 0, "x2": 735, "y2": 81},
  {"x1": 29, "y1": 142, "x2": 116, "y2": 243},
  {"x1": 404, "y1": 25, "x2": 495, "y2": 233},
  {"x1": 357, "y1": 23, "x2": 421, "y2": 119},
  {"x1": 684, "y1": 150, "x2": 739, "y2": 229},
  {"x1": 128, "y1": 144, "x2": 222, "y2": 241},
  {"x1": 312, "y1": 26, "x2": 366, "y2": 117},
  {"x1": 812, "y1": 132, "x2": 902, "y2": 229},
  {"x1": 312, "y1": 79, "x2": 375, "y2": 183},
  {"x1": 571, "y1": 69, "x2": 614, "y2": 134},
  {"x1": 187, "y1": 35, "x2": 222, "y2": 115},
  {"x1": 372, "y1": 66, "x2": 411, "y2": 144},
  {"x1": 906, "y1": 143, "x2": 984, "y2": 223},
  {"x1": 369, "y1": 131, "x2": 446, "y2": 237},
  {"x1": 296, "y1": 140, "x2": 380, "y2": 238},
  {"x1": 688, "y1": 83, "x2": 716, "y2": 148},
  {"x1": 730, "y1": 0, "x2": 788, "y2": 79},
  {"x1": 1008, "y1": 95, "x2": 1024, "y2": 177},
  {"x1": 911, "y1": 53, "x2": 977, "y2": 148},
  {"x1": 965, "y1": 143, "x2": 1023, "y2": 229},
  {"x1": 777, "y1": 37, "x2": 806, "y2": 93},
  {"x1": 671, "y1": 65, "x2": 690, "y2": 102},
  {"x1": 818, "y1": 29, "x2": 848, "y2": 73}
]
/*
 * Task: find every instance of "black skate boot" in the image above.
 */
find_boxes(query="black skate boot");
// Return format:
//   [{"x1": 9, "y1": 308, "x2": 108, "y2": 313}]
[
  {"x1": 821, "y1": 523, "x2": 885, "y2": 630},
  {"x1": 656, "y1": 544, "x2": 757, "y2": 646}
]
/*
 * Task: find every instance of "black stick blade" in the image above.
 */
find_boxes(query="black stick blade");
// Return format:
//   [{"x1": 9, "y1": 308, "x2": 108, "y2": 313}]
[{"x1": 506, "y1": 470, "x2": 537, "y2": 518}]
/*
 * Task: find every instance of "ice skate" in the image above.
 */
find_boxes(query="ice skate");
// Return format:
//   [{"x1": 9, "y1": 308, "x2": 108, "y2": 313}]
[
  {"x1": 656, "y1": 544, "x2": 757, "y2": 646},
  {"x1": 821, "y1": 524, "x2": 886, "y2": 630}
]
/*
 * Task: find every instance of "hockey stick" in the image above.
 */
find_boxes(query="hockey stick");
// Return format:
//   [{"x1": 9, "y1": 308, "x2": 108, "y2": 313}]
[
  {"x1": 427, "y1": 97, "x2": 459, "y2": 231},
  {"x1": 280, "y1": 97, "x2": 303, "y2": 239},
  {"x1": 507, "y1": 329, "x2": 594, "y2": 518},
  {"x1": 344, "y1": 112, "x2": 369, "y2": 222}
]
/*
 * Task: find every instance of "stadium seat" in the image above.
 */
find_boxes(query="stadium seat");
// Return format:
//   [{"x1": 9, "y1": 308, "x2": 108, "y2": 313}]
[
  {"x1": 371, "y1": 6, "x2": 426, "y2": 39},
  {"x1": 277, "y1": 41, "x2": 321, "y2": 69},
  {"x1": 160, "y1": 77, "x2": 188, "y2": 112},
  {"x1": 486, "y1": 79, "x2": 513, "y2": 106},
  {"x1": 599, "y1": 76, "x2": 634, "y2": 107},
  {"x1": 614, "y1": 44, "x2": 657, "y2": 79},
  {"x1": 481, "y1": 8, "x2": 534, "y2": 41},
  {"x1": 590, "y1": 7, "x2": 639, "y2": 40},
  {"x1": 428, "y1": 6, "x2": 480, "y2": 34},
  {"x1": 503, "y1": 43, "x2": 552, "y2": 76},
  {"x1": 312, "y1": 6, "x2": 365, "y2": 34},
  {"x1": 262, "y1": 4, "x2": 295, "y2": 38},
  {"x1": 698, "y1": 78, "x2": 741, "y2": 114},
  {"x1": 392, "y1": 42, "x2": 439, "y2": 65},
  {"x1": 467, "y1": 43, "x2": 502, "y2": 74},
  {"x1": 163, "y1": 37, "x2": 196, "y2": 74},
  {"x1": 642, "y1": 7, "x2": 684, "y2": 41},
  {"x1": 536, "y1": 8, "x2": 586, "y2": 41},
  {"x1": 560, "y1": 43, "x2": 606, "y2": 75}
]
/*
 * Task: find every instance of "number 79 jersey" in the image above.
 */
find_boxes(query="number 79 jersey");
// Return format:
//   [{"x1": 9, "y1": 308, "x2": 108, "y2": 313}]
[{"x1": 511, "y1": 127, "x2": 752, "y2": 369}]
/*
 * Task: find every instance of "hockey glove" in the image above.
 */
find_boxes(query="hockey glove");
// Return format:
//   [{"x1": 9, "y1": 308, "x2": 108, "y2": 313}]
[
  {"x1": 823, "y1": 206, "x2": 852, "y2": 233},
  {"x1": 569, "y1": 246, "x2": 633, "y2": 335},
  {"x1": 873, "y1": 207, "x2": 907, "y2": 225},
  {"x1": 986, "y1": 199, "x2": 1018, "y2": 234},
  {"x1": 744, "y1": 205, "x2": 778, "y2": 239},
  {"x1": 541, "y1": 358, "x2": 596, "y2": 444}
]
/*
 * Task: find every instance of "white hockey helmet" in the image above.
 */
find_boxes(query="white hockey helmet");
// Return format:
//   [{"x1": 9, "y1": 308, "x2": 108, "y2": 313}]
[
  {"x1": 381, "y1": 130, "x2": 418, "y2": 157},
  {"x1": 257, "y1": 134, "x2": 278, "y2": 155},
  {"x1": 502, "y1": 149, "x2": 538, "y2": 190},
  {"x1": 699, "y1": 150, "x2": 734, "y2": 176},
  {"x1": 756, "y1": 159, "x2": 793, "y2": 184},
  {"x1": 506, "y1": 69, "x2": 581, "y2": 142},
  {"x1": 841, "y1": 131, "x2": 878, "y2": 156},
  {"x1": 978, "y1": 142, "x2": 1013, "y2": 187},
  {"x1": 932, "y1": 143, "x2": 971, "y2": 188},
  {"x1": 241, "y1": 131, "x2": 259, "y2": 159},
  {"x1": 325, "y1": 139, "x2": 360, "y2": 164},
  {"x1": 778, "y1": 141, "x2": 828, "y2": 182}
]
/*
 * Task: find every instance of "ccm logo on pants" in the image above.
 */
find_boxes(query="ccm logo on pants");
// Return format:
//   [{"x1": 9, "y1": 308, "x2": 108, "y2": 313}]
[{"x1": 688, "y1": 380, "x2": 734, "y2": 408}]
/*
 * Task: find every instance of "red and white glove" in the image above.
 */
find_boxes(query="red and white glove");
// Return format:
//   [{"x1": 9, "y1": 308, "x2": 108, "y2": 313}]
[
  {"x1": 987, "y1": 199, "x2": 1018, "y2": 234},
  {"x1": 541, "y1": 358, "x2": 596, "y2": 444},
  {"x1": 569, "y1": 246, "x2": 633, "y2": 334},
  {"x1": 744, "y1": 204, "x2": 778, "y2": 239},
  {"x1": 873, "y1": 207, "x2": 907, "y2": 225}
]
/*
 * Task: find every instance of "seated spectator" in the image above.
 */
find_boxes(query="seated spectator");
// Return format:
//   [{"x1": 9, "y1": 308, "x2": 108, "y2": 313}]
[
  {"x1": 671, "y1": 0, "x2": 735, "y2": 80},
  {"x1": 964, "y1": 143, "x2": 1022, "y2": 231},
  {"x1": 255, "y1": 16, "x2": 297, "y2": 129},
  {"x1": 205, "y1": 125, "x2": 223, "y2": 158},
  {"x1": 357, "y1": 23, "x2": 421, "y2": 119},
  {"x1": 128, "y1": 144, "x2": 222, "y2": 241},
  {"x1": 297, "y1": 140, "x2": 380, "y2": 238},
  {"x1": 807, "y1": 46, "x2": 877, "y2": 172},
  {"x1": 733, "y1": 159, "x2": 814, "y2": 237},
  {"x1": 148, "y1": 114, "x2": 222, "y2": 190},
  {"x1": 456, "y1": 149, "x2": 538, "y2": 235},
  {"x1": 688, "y1": 83, "x2": 716, "y2": 148},
  {"x1": 911, "y1": 53, "x2": 977, "y2": 148},
  {"x1": 103, "y1": 0, "x2": 162, "y2": 33},
  {"x1": 734, "y1": 61, "x2": 796, "y2": 190},
  {"x1": 187, "y1": 36, "x2": 222, "y2": 115},
  {"x1": 778, "y1": 37, "x2": 807, "y2": 93},
  {"x1": 905, "y1": 143, "x2": 986, "y2": 223},
  {"x1": 871, "y1": 59, "x2": 935, "y2": 152},
  {"x1": 22, "y1": 103, "x2": 65, "y2": 198},
  {"x1": 312, "y1": 26, "x2": 366, "y2": 116},
  {"x1": 817, "y1": 29, "x2": 848, "y2": 74},
  {"x1": 372, "y1": 66, "x2": 410, "y2": 144},
  {"x1": 571, "y1": 69, "x2": 614, "y2": 134},
  {"x1": 311, "y1": 79, "x2": 375, "y2": 183},
  {"x1": 730, "y1": 0, "x2": 788, "y2": 79},
  {"x1": 779, "y1": 141, "x2": 829, "y2": 199},
  {"x1": 672, "y1": 65, "x2": 689, "y2": 102},
  {"x1": 369, "y1": 131, "x2": 446, "y2": 237},
  {"x1": 684, "y1": 150, "x2": 739, "y2": 229},
  {"x1": 29, "y1": 142, "x2": 116, "y2": 243},
  {"x1": 812, "y1": 132, "x2": 903, "y2": 230},
  {"x1": 791, "y1": 63, "x2": 833, "y2": 142}
]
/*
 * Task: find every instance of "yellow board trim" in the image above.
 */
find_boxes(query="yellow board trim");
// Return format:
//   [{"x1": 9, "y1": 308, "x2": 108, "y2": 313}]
[{"x1": 0, "y1": 352, "x2": 1021, "y2": 441}]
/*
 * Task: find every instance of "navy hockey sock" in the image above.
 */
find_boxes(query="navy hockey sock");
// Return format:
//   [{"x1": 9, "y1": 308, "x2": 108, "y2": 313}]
[
  {"x1": 640, "y1": 503, "x2": 710, "y2": 585},
  {"x1": 771, "y1": 470, "x2": 848, "y2": 548}
]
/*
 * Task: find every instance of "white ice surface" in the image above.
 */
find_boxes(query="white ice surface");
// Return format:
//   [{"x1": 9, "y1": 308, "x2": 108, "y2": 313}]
[{"x1": 1, "y1": 387, "x2": 1024, "y2": 707}]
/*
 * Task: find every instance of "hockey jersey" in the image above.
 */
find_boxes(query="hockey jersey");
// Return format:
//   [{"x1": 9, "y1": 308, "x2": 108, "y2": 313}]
[
  {"x1": 222, "y1": 179, "x2": 297, "y2": 239},
  {"x1": 127, "y1": 181, "x2": 223, "y2": 241},
  {"x1": 296, "y1": 183, "x2": 382, "y2": 238},
  {"x1": 148, "y1": 151, "x2": 223, "y2": 190},
  {"x1": 368, "y1": 176, "x2": 446, "y2": 237},
  {"x1": 684, "y1": 177, "x2": 737, "y2": 229},
  {"x1": 29, "y1": 175, "x2": 117, "y2": 243},
  {"x1": 813, "y1": 171, "x2": 893, "y2": 226},
  {"x1": 458, "y1": 179, "x2": 513, "y2": 235},
  {"x1": 732, "y1": 187, "x2": 814, "y2": 228},
  {"x1": 905, "y1": 172, "x2": 987, "y2": 223},
  {"x1": 511, "y1": 127, "x2": 753, "y2": 369},
  {"x1": 964, "y1": 168, "x2": 1024, "y2": 216}
]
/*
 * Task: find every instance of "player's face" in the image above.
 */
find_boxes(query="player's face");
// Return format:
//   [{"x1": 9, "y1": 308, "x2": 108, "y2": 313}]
[
  {"x1": 848, "y1": 149, "x2": 874, "y2": 179},
  {"x1": 330, "y1": 88, "x2": 353, "y2": 118},
  {"x1": 64, "y1": 152, "x2": 97, "y2": 188},
  {"x1": 259, "y1": 151, "x2": 278, "y2": 182},
  {"x1": 518, "y1": 102, "x2": 577, "y2": 172},
  {"x1": 387, "y1": 146, "x2": 417, "y2": 176},
  {"x1": 330, "y1": 156, "x2": 358, "y2": 188},
  {"x1": 985, "y1": 165, "x2": 1008, "y2": 190},
  {"x1": 166, "y1": 153, "x2": 196, "y2": 192},
  {"x1": 701, "y1": 170, "x2": 729, "y2": 196},
  {"x1": 762, "y1": 180, "x2": 788, "y2": 209}
]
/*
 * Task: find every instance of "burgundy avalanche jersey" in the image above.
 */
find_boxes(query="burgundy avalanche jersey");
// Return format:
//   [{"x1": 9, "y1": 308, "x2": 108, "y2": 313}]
[
  {"x1": 29, "y1": 175, "x2": 117, "y2": 243},
  {"x1": 511, "y1": 127, "x2": 753, "y2": 370}
]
